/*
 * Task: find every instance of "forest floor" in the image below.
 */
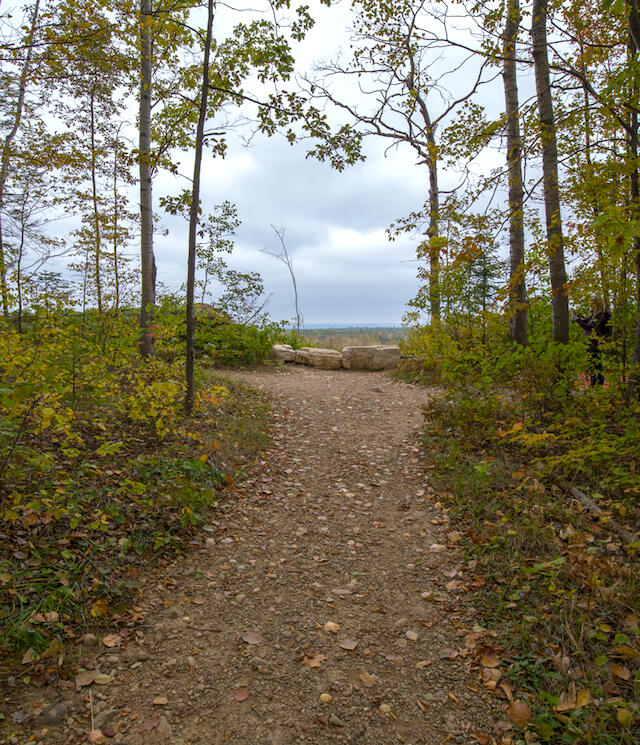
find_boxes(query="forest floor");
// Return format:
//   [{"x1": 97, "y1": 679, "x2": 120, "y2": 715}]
[{"x1": 1, "y1": 365, "x2": 507, "y2": 745}]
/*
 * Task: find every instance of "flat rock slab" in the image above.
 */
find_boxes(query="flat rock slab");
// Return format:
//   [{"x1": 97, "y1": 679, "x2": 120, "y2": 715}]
[
  {"x1": 341, "y1": 345, "x2": 401, "y2": 371},
  {"x1": 271, "y1": 344, "x2": 296, "y2": 363},
  {"x1": 294, "y1": 347, "x2": 342, "y2": 370}
]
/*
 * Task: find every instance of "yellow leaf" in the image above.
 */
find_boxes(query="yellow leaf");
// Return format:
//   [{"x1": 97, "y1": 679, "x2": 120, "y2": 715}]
[
  {"x1": 90, "y1": 598, "x2": 109, "y2": 618},
  {"x1": 616, "y1": 708, "x2": 634, "y2": 727},
  {"x1": 576, "y1": 689, "x2": 592, "y2": 708}
]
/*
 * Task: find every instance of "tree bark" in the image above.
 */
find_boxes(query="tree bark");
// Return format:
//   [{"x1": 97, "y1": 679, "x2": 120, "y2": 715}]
[
  {"x1": 531, "y1": 0, "x2": 569, "y2": 343},
  {"x1": 185, "y1": 0, "x2": 215, "y2": 414},
  {"x1": 503, "y1": 0, "x2": 527, "y2": 346},
  {"x1": 89, "y1": 89, "x2": 103, "y2": 314},
  {"x1": 627, "y1": 0, "x2": 640, "y2": 401},
  {"x1": 0, "y1": 0, "x2": 41, "y2": 319},
  {"x1": 426, "y1": 142, "x2": 441, "y2": 321},
  {"x1": 138, "y1": 0, "x2": 156, "y2": 357}
]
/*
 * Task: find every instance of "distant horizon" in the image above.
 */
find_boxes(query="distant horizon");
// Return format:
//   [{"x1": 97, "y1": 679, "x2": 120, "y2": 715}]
[{"x1": 296, "y1": 322, "x2": 405, "y2": 329}]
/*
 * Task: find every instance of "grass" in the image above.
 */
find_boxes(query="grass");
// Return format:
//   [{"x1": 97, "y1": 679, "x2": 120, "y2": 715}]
[{"x1": 420, "y1": 399, "x2": 640, "y2": 744}]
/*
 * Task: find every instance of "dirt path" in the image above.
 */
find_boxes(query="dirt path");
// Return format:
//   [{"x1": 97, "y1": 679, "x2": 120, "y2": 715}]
[{"x1": 4, "y1": 366, "x2": 500, "y2": 745}]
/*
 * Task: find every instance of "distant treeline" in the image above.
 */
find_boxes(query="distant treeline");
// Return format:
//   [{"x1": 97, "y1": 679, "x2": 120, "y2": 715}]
[{"x1": 302, "y1": 327, "x2": 407, "y2": 350}]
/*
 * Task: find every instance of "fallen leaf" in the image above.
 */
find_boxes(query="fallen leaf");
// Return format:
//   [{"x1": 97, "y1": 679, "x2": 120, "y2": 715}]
[
  {"x1": 613, "y1": 644, "x2": 640, "y2": 660},
  {"x1": 21, "y1": 648, "x2": 39, "y2": 665},
  {"x1": 233, "y1": 688, "x2": 249, "y2": 702},
  {"x1": 136, "y1": 718, "x2": 159, "y2": 733},
  {"x1": 301, "y1": 652, "x2": 327, "y2": 668},
  {"x1": 616, "y1": 707, "x2": 634, "y2": 727},
  {"x1": 240, "y1": 630, "x2": 262, "y2": 645},
  {"x1": 507, "y1": 700, "x2": 532, "y2": 728},
  {"x1": 152, "y1": 696, "x2": 168, "y2": 706},
  {"x1": 94, "y1": 674, "x2": 114, "y2": 685},
  {"x1": 88, "y1": 731, "x2": 106, "y2": 744},
  {"x1": 102, "y1": 634, "x2": 121, "y2": 648},
  {"x1": 359, "y1": 669, "x2": 377, "y2": 687},
  {"x1": 323, "y1": 621, "x2": 340, "y2": 633},
  {"x1": 339, "y1": 638, "x2": 358, "y2": 650},
  {"x1": 611, "y1": 663, "x2": 631, "y2": 681},
  {"x1": 480, "y1": 668, "x2": 501, "y2": 686},
  {"x1": 471, "y1": 733, "x2": 490, "y2": 745},
  {"x1": 480, "y1": 651, "x2": 500, "y2": 668},
  {"x1": 500, "y1": 682, "x2": 514, "y2": 703},
  {"x1": 439, "y1": 648, "x2": 458, "y2": 660},
  {"x1": 576, "y1": 689, "x2": 592, "y2": 708},
  {"x1": 75, "y1": 670, "x2": 98, "y2": 687},
  {"x1": 192, "y1": 597, "x2": 206, "y2": 605},
  {"x1": 90, "y1": 599, "x2": 109, "y2": 618}
]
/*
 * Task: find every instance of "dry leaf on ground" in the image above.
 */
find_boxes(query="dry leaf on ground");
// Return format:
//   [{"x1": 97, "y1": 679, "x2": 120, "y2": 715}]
[
  {"x1": 507, "y1": 700, "x2": 532, "y2": 727},
  {"x1": 301, "y1": 652, "x2": 326, "y2": 668},
  {"x1": 240, "y1": 630, "x2": 263, "y2": 645},
  {"x1": 75, "y1": 670, "x2": 98, "y2": 687},
  {"x1": 339, "y1": 638, "x2": 358, "y2": 650}
]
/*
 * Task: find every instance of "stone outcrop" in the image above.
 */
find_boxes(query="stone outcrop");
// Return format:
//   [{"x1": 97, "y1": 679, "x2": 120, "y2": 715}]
[
  {"x1": 271, "y1": 344, "x2": 296, "y2": 363},
  {"x1": 341, "y1": 345, "x2": 401, "y2": 371},
  {"x1": 294, "y1": 347, "x2": 342, "y2": 370}
]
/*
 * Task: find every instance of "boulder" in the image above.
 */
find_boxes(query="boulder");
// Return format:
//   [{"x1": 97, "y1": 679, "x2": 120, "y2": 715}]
[
  {"x1": 295, "y1": 347, "x2": 342, "y2": 370},
  {"x1": 271, "y1": 344, "x2": 296, "y2": 363},
  {"x1": 341, "y1": 345, "x2": 401, "y2": 371}
]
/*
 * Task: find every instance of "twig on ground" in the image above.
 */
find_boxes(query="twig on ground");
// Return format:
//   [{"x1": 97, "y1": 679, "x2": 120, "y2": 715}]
[{"x1": 550, "y1": 475, "x2": 638, "y2": 546}]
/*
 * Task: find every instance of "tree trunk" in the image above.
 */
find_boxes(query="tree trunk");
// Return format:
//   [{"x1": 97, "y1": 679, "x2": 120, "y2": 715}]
[
  {"x1": 0, "y1": 0, "x2": 41, "y2": 319},
  {"x1": 531, "y1": 0, "x2": 569, "y2": 343},
  {"x1": 138, "y1": 0, "x2": 156, "y2": 358},
  {"x1": 503, "y1": 0, "x2": 527, "y2": 346},
  {"x1": 627, "y1": 0, "x2": 640, "y2": 401},
  {"x1": 89, "y1": 89, "x2": 103, "y2": 314},
  {"x1": 426, "y1": 146, "x2": 441, "y2": 321},
  {"x1": 112, "y1": 129, "x2": 121, "y2": 312},
  {"x1": 185, "y1": 0, "x2": 215, "y2": 415}
]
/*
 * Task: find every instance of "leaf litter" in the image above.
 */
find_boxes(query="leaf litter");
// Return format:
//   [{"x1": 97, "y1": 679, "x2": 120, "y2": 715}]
[{"x1": 1, "y1": 367, "x2": 501, "y2": 745}]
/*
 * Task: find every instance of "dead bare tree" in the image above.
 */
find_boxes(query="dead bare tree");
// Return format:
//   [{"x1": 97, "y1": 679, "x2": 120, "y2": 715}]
[{"x1": 262, "y1": 225, "x2": 302, "y2": 335}]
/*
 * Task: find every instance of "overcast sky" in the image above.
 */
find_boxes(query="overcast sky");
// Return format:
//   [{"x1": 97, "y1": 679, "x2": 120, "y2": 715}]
[{"x1": 150, "y1": 0, "x2": 511, "y2": 327}]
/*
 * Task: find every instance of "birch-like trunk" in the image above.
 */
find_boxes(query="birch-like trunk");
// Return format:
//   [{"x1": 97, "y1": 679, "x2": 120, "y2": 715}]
[
  {"x1": 503, "y1": 0, "x2": 527, "y2": 346},
  {"x1": 531, "y1": 0, "x2": 569, "y2": 343},
  {"x1": 185, "y1": 0, "x2": 215, "y2": 414},
  {"x1": 0, "y1": 0, "x2": 41, "y2": 319},
  {"x1": 89, "y1": 89, "x2": 103, "y2": 314},
  {"x1": 138, "y1": 0, "x2": 156, "y2": 357}
]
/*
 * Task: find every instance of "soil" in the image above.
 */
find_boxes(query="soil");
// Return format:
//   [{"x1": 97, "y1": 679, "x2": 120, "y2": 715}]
[{"x1": 1, "y1": 365, "x2": 503, "y2": 745}]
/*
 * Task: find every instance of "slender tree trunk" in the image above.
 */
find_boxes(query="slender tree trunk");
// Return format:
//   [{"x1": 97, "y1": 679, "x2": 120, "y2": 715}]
[
  {"x1": 426, "y1": 145, "x2": 440, "y2": 321},
  {"x1": 89, "y1": 89, "x2": 103, "y2": 314},
  {"x1": 627, "y1": 1, "x2": 640, "y2": 401},
  {"x1": 0, "y1": 0, "x2": 41, "y2": 319},
  {"x1": 531, "y1": 0, "x2": 569, "y2": 343},
  {"x1": 16, "y1": 207, "x2": 26, "y2": 335},
  {"x1": 112, "y1": 130, "x2": 121, "y2": 312},
  {"x1": 185, "y1": 0, "x2": 215, "y2": 415},
  {"x1": 139, "y1": 0, "x2": 156, "y2": 358},
  {"x1": 503, "y1": 0, "x2": 527, "y2": 346}
]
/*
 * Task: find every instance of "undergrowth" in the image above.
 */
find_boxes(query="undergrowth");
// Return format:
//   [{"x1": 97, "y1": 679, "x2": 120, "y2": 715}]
[
  {"x1": 403, "y1": 323, "x2": 640, "y2": 744},
  {"x1": 0, "y1": 309, "x2": 273, "y2": 667}
]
